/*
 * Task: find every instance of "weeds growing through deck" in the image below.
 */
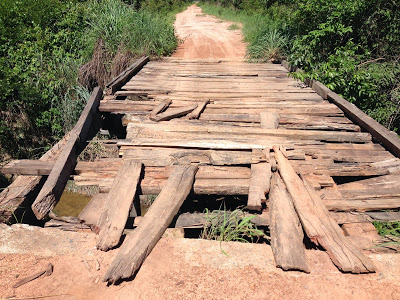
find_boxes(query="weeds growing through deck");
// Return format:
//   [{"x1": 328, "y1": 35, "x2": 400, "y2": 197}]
[
  {"x1": 373, "y1": 221, "x2": 400, "y2": 251},
  {"x1": 201, "y1": 207, "x2": 264, "y2": 254}
]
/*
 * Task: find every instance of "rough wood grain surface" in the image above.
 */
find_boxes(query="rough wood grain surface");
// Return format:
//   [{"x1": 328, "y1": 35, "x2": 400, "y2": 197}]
[
  {"x1": 103, "y1": 165, "x2": 197, "y2": 283},
  {"x1": 247, "y1": 162, "x2": 271, "y2": 210},
  {"x1": 149, "y1": 104, "x2": 198, "y2": 122},
  {"x1": 273, "y1": 146, "x2": 376, "y2": 273},
  {"x1": 269, "y1": 173, "x2": 310, "y2": 272},
  {"x1": 96, "y1": 160, "x2": 142, "y2": 251},
  {"x1": 260, "y1": 111, "x2": 279, "y2": 129}
]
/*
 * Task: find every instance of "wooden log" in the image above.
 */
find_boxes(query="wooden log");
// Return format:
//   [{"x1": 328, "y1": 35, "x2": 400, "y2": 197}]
[
  {"x1": 184, "y1": 100, "x2": 209, "y2": 119},
  {"x1": 96, "y1": 160, "x2": 142, "y2": 251},
  {"x1": 327, "y1": 91, "x2": 400, "y2": 157},
  {"x1": 149, "y1": 99, "x2": 171, "y2": 117},
  {"x1": 260, "y1": 111, "x2": 279, "y2": 129},
  {"x1": 273, "y1": 146, "x2": 376, "y2": 273},
  {"x1": 149, "y1": 104, "x2": 198, "y2": 122},
  {"x1": 269, "y1": 173, "x2": 310, "y2": 272},
  {"x1": 106, "y1": 56, "x2": 149, "y2": 94},
  {"x1": 31, "y1": 87, "x2": 103, "y2": 220},
  {"x1": 247, "y1": 162, "x2": 271, "y2": 210},
  {"x1": 103, "y1": 165, "x2": 197, "y2": 283}
]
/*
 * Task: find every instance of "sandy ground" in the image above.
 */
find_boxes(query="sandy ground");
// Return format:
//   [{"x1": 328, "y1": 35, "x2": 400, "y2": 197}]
[
  {"x1": 1, "y1": 224, "x2": 400, "y2": 300},
  {"x1": 172, "y1": 4, "x2": 246, "y2": 60}
]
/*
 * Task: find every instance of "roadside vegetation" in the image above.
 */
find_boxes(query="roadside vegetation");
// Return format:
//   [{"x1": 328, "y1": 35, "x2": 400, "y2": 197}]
[
  {"x1": 199, "y1": 0, "x2": 400, "y2": 238},
  {"x1": 199, "y1": 0, "x2": 400, "y2": 135},
  {"x1": 0, "y1": 0, "x2": 190, "y2": 168}
]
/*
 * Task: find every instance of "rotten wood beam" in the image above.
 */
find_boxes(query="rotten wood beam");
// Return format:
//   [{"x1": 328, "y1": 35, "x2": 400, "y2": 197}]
[
  {"x1": 269, "y1": 173, "x2": 310, "y2": 272},
  {"x1": 96, "y1": 160, "x2": 142, "y2": 251},
  {"x1": 273, "y1": 145, "x2": 376, "y2": 273}
]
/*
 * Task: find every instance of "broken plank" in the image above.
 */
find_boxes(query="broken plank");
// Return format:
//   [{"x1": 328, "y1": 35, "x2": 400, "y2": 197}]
[
  {"x1": 103, "y1": 165, "x2": 197, "y2": 283},
  {"x1": 269, "y1": 173, "x2": 310, "y2": 272},
  {"x1": 149, "y1": 99, "x2": 171, "y2": 117},
  {"x1": 31, "y1": 87, "x2": 103, "y2": 220},
  {"x1": 149, "y1": 104, "x2": 197, "y2": 122},
  {"x1": 273, "y1": 146, "x2": 375, "y2": 273},
  {"x1": 247, "y1": 162, "x2": 271, "y2": 210},
  {"x1": 184, "y1": 100, "x2": 209, "y2": 119},
  {"x1": 96, "y1": 160, "x2": 142, "y2": 251}
]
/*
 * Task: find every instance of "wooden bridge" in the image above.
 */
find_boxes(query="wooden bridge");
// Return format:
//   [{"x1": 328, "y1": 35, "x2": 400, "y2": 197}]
[{"x1": 2, "y1": 56, "x2": 400, "y2": 283}]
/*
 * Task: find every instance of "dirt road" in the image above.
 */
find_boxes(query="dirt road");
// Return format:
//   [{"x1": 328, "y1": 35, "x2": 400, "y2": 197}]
[{"x1": 172, "y1": 4, "x2": 246, "y2": 60}]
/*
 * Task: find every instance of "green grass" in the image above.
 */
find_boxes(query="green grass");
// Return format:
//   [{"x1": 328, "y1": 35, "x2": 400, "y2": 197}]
[
  {"x1": 85, "y1": 0, "x2": 179, "y2": 58},
  {"x1": 373, "y1": 221, "x2": 400, "y2": 237},
  {"x1": 227, "y1": 23, "x2": 240, "y2": 30},
  {"x1": 201, "y1": 207, "x2": 264, "y2": 243}
]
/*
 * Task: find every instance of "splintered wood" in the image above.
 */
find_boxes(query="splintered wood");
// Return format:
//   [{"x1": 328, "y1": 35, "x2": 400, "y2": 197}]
[
  {"x1": 96, "y1": 160, "x2": 142, "y2": 251},
  {"x1": 273, "y1": 146, "x2": 375, "y2": 273},
  {"x1": 269, "y1": 173, "x2": 309, "y2": 272},
  {"x1": 103, "y1": 165, "x2": 197, "y2": 283}
]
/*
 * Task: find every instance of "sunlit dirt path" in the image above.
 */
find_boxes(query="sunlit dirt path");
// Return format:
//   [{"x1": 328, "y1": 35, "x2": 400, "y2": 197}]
[{"x1": 172, "y1": 4, "x2": 246, "y2": 60}]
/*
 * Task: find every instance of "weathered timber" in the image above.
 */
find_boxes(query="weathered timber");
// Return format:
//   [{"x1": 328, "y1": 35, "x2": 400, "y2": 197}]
[
  {"x1": 103, "y1": 165, "x2": 197, "y2": 283},
  {"x1": 106, "y1": 56, "x2": 149, "y2": 94},
  {"x1": 247, "y1": 162, "x2": 271, "y2": 210},
  {"x1": 0, "y1": 130, "x2": 70, "y2": 223},
  {"x1": 269, "y1": 173, "x2": 310, "y2": 272},
  {"x1": 274, "y1": 146, "x2": 376, "y2": 273},
  {"x1": 149, "y1": 104, "x2": 197, "y2": 122},
  {"x1": 31, "y1": 87, "x2": 103, "y2": 220},
  {"x1": 260, "y1": 111, "x2": 279, "y2": 129},
  {"x1": 127, "y1": 122, "x2": 371, "y2": 143},
  {"x1": 185, "y1": 100, "x2": 209, "y2": 119},
  {"x1": 327, "y1": 91, "x2": 400, "y2": 157},
  {"x1": 149, "y1": 99, "x2": 171, "y2": 117},
  {"x1": 96, "y1": 160, "x2": 142, "y2": 251},
  {"x1": 78, "y1": 193, "x2": 108, "y2": 226}
]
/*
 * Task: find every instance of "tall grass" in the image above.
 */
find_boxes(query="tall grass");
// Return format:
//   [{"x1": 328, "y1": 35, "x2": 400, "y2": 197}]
[{"x1": 85, "y1": 0, "x2": 179, "y2": 58}]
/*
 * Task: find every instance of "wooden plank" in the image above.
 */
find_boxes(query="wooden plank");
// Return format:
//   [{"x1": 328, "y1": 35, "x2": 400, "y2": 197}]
[
  {"x1": 247, "y1": 162, "x2": 271, "y2": 210},
  {"x1": 127, "y1": 122, "x2": 371, "y2": 143},
  {"x1": 103, "y1": 165, "x2": 197, "y2": 284},
  {"x1": 96, "y1": 160, "x2": 142, "y2": 251},
  {"x1": 273, "y1": 146, "x2": 375, "y2": 273},
  {"x1": 327, "y1": 91, "x2": 400, "y2": 157},
  {"x1": 106, "y1": 56, "x2": 149, "y2": 94},
  {"x1": 260, "y1": 111, "x2": 279, "y2": 129},
  {"x1": 31, "y1": 87, "x2": 103, "y2": 220},
  {"x1": 149, "y1": 99, "x2": 171, "y2": 117},
  {"x1": 78, "y1": 193, "x2": 108, "y2": 226},
  {"x1": 184, "y1": 100, "x2": 209, "y2": 119},
  {"x1": 269, "y1": 173, "x2": 310, "y2": 272},
  {"x1": 149, "y1": 104, "x2": 197, "y2": 122}
]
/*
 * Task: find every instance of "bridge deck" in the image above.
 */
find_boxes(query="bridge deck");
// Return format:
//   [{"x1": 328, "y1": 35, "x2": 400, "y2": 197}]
[{"x1": 97, "y1": 59, "x2": 400, "y2": 213}]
